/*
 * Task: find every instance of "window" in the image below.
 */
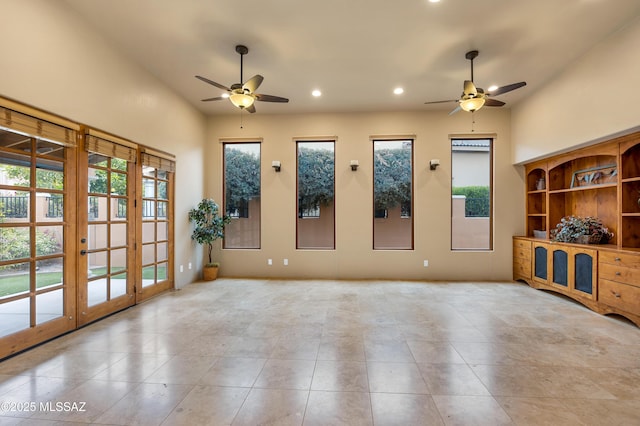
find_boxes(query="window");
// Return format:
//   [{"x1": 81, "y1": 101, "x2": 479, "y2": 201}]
[
  {"x1": 373, "y1": 139, "x2": 413, "y2": 250},
  {"x1": 223, "y1": 143, "x2": 261, "y2": 249},
  {"x1": 451, "y1": 138, "x2": 493, "y2": 250},
  {"x1": 297, "y1": 141, "x2": 335, "y2": 249}
]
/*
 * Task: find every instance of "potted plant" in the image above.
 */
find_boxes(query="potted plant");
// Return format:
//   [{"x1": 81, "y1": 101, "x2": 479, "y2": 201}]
[
  {"x1": 188, "y1": 199, "x2": 231, "y2": 280},
  {"x1": 551, "y1": 215, "x2": 613, "y2": 244}
]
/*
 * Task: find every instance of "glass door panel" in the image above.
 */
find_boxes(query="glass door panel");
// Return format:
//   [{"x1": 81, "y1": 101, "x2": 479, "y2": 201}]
[
  {"x1": 136, "y1": 164, "x2": 173, "y2": 301},
  {"x1": 78, "y1": 150, "x2": 135, "y2": 325},
  {"x1": 0, "y1": 129, "x2": 75, "y2": 358}
]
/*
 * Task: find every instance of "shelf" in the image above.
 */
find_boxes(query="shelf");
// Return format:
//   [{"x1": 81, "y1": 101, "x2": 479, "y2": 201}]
[
  {"x1": 527, "y1": 213, "x2": 546, "y2": 217},
  {"x1": 622, "y1": 213, "x2": 640, "y2": 217},
  {"x1": 549, "y1": 183, "x2": 617, "y2": 194},
  {"x1": 622, "y1": 176, "x2": 640, "y2": 183},
  {"x1": 527, "y1": 189, "x2": 546, "y2": 195}
]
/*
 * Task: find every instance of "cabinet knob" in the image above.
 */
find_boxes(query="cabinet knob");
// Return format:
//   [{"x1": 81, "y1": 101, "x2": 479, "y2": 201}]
[
  {"x1": 615, "y1": 257, "x2": 621, "y2": 262},
  {"x1": 612, "y1": 291, "x2": 621, "y2": 298},
  {"x1": 615, "y1": 271, "x2": 621, "y2": 276}
]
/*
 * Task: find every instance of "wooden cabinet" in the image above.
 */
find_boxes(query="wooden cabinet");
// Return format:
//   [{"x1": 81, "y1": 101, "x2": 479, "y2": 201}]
[
  {"x1": 598, "y1": 250, "x2": 640, "y2": 325},
  {"x1": 514, "y1": 237, "x2": 639, "y2": 324},
  {"x1": 531, "y1": 240, "x2": 549, "y2": 285},
  {"x1": 620, "y1": 141, "x2": 640, "y2": 249},
  {"x1": 569, "y1": 246, "x2": 598, "y2": 302},
  {"x1": 513, "y1": 238, "x2": 531, "y2": 281},
  {"x1": 520, "y1": 237, "x2": 599, "y2": 308},
  {"x1": 515, "y1": 131, "x2": 640, "y2": 327},
  {"x1": 523, "y1": 131, "x2": 640, "y2": 248}
]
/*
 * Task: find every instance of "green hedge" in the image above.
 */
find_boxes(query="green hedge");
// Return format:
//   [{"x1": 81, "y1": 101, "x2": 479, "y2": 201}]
[{"x1": 452, "y1": 186, "x2": 490, "y2": 217}]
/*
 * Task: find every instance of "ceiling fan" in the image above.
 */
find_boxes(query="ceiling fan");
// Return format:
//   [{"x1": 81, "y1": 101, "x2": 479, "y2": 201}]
[
  {"x1": 425, "y1": 50, "x2": 526, "y2": 115},
  {"x1": 196, "y1": 45, "x2": 289, "y2": 113}
]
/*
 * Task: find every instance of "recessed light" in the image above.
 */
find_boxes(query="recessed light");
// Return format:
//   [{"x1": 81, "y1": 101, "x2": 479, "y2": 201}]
[
  {"x1": 487, "y1": 85, "x2": 498, "y2": 92},
  {"x1": 429, "y1": 0, "x2": 441, "y2": 3},
  {"x1": 312, "y1": 89, "x2": 322, "y2": 97},
  {"x1": 393, "y1": 87, "x2": 404, "y2": 95}
]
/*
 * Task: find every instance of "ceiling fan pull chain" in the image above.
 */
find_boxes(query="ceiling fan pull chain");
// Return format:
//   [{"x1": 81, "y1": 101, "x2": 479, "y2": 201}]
[{"x1": 471, "y1": 112, "x2": 476, "y2": 132}]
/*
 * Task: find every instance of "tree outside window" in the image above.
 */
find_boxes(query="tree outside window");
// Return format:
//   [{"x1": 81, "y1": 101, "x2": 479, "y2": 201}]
[
  {"x1": 373, "y1": 140, "x2": 413, "y2": 250},
  {"x1": 223, "y1": 143, "x2": 261, "y2": 249},
  {"x1": 297, "y1": 141, "x2": 335, "y2": 249}
]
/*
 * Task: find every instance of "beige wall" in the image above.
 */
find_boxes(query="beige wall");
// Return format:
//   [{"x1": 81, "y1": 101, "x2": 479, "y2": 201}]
[
  {"x1": 0, "y1": 0, "x2": 207, "y2": 288},
  {"x1": 206, "y1": 109, "x2": 523, "y2": 280},
  {"x1": 512, "y1": 16, "x2": 640, "y2": 164}
]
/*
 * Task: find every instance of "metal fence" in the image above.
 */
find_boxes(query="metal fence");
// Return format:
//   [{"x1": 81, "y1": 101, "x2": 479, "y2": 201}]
[
  {"x1": 0, "y1": 196, "x2": 28, "y2": 218},
  {"x1": 46, "y1": 195, "x2": 63, "y2": 218}
]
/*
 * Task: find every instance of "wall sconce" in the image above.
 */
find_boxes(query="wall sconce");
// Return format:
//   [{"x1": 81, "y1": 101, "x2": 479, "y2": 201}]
[
  {"x1": 429, "y1": 159, "x2": 440, "y2": 170},
  {"x1": 350, "y1": 160, "x2": 359, "y2": 171},
  {"x1": 272, "y1": 160, "x2": 281, "y2": 172}
]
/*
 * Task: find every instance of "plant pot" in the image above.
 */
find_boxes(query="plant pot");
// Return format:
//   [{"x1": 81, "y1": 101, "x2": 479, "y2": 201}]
[{"x1": 202, "y1": 265, "x2": 219, "y2": 281}]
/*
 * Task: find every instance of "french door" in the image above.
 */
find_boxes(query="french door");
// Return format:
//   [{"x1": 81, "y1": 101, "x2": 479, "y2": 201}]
[
  {"x1": 77, "y1": 135, "x2": 175, "y2": 324},
  {"x1": 0, "y1": 104, "x2": 175, "y2": 358},
  {"x1": 77, "y1": 131, "x2": 137, "y2": 326},
  {"x1": 137, "y1": 150, "x2": 174, "y2": 302},
  {"x1": 0, "y1": 107, "x2": 78, "y2": 358}
]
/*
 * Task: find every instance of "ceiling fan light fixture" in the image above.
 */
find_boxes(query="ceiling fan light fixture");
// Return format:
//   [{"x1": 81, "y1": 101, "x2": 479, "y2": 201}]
[
  {"x1": 229, "y1": 92, "x2": 255, "y2": 109},
  {"x1": 459, "y1": 96, "x2": 485, "y2": 112}
]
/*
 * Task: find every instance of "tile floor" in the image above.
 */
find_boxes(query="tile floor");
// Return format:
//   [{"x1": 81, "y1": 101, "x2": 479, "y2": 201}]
[{"x1": 1, "y1": 278, "x2": 640, "y2": 425}]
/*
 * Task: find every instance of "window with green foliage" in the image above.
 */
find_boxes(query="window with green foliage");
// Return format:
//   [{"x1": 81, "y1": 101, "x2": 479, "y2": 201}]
[
  {"x1": 223, "y1": 143, "x2": 261, "y2": 249},
  {"x1": 297, "y1": 141, "x2": 335, "y2": 249},
  {"x1": 373, "y1": 139, "x2": 413, "y2": 250},
  {"x1": 451, "y1": 138, "x2": 493, "y2": 250}
]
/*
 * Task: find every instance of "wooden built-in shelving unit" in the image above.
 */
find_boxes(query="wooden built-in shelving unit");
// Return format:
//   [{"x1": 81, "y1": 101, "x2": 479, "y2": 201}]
[{"x1": 515, "y1": 131, "x2": 640, "y2": 326}]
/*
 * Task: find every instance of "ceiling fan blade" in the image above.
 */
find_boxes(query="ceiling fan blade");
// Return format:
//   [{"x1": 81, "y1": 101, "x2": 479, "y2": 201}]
[
  {"x1": 485, "y1": 98, "x2": 506, "y2": 107},
  {"x1": 246, "y1": 104, "x2": 257, "y2": 114},
  {"x1": 448, "y1": 105, "x2": 462, "y2": 115},
  {"x1": 243, "y1": 75, "x2": 264, "y2": 93},
  {"x1": 201, "y1": 96, "x2": 226, "y2": 102},
  {"x1": 424, "y1": 99, "x2": 458, "y2": 105},
  {"x1": 463, "y1": 80, "x2": 477, "y2": 96},
  {"x1": 195, "y1": 75, "x2": 231, "y2": 92},
  {"x1": 255, "y1": 93, "x2": 289, "y2": 103},
  {"x1": 488, "y1": 81, "x2": 526, "y2": 96}
]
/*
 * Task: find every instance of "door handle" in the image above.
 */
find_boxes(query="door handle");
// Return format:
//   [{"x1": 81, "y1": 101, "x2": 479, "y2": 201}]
[{"x1": 80, "y1": 250, "x2": 87, "y2": 256}]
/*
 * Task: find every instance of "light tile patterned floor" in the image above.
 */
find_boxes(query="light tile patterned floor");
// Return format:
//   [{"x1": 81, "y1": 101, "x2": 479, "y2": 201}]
[{"x1": 1, "y1": 278, "x2": 640, "y2": 425}]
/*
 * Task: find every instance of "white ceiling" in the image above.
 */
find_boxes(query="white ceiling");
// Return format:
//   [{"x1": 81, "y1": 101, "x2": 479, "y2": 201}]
[{"x1": 63, "y1": 0, "x2": 640, "y2": 116}]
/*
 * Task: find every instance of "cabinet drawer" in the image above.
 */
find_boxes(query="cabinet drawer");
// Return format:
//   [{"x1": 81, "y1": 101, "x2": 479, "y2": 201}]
[
  {"x1": 513, "y1": 247, "x2": 531, "y2": 260},
  {"x1": 599, "y1": 251, "x2": 640, "y2": 268},
  {"x1": 513, "y1": 240, "x2": 531, "y2": 261},
  {"x1": 599, "y1": 262, "x2": 640, "y2": 287},
  {"x1": 599, "y1": 279, "x2": 640, "y2": 314},
  {"x1": 513, "y1": 257, "x2": 531, "y2": 278},
  {"x1": 513, "y1": 239, "x2": 531, "y2": 250}
]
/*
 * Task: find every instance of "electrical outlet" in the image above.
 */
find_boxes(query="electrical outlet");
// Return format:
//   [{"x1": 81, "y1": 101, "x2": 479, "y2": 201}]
[
  {"x1": 180, "y1": 264, "x2": 184, "y2": 273},
  {"x1": 268, "y1": 259, "x2": 273, "y2": 265},
  {"x1": 284, "y1": 259, "x2": 288, "y2": 266},
  {"x1": 423, "y1": 260, "x2": 429, "y2": 267},
  {"x1": 188, "y1": 262, "x2": 192, "y2": 270}
]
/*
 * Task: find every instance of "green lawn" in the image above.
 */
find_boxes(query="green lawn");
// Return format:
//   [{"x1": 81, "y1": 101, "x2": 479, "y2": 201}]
[
  {"x1": 0, "y1": 272, "x2": 63, "y2": 297},
  {"x1": 1, "y1": 266, "x2": 167, "y2": 298}
]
